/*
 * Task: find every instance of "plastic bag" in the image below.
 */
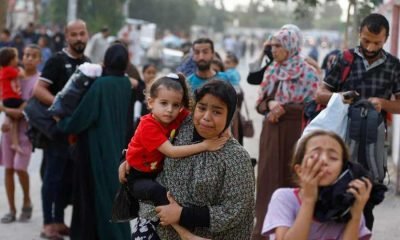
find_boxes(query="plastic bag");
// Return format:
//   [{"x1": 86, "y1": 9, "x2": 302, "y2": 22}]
[
  {"x1": 48, "y1": 69, "x2": 97, "y2": 118},
  {"x1": 302, "y1": 93, "x2": 349, "y2": 139},
  {"x1": 110, "y1": 183, "x2": 139, "y2": 223}
]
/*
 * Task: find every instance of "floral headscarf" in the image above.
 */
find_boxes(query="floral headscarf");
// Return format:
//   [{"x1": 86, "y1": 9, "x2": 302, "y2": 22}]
[
  {"x1": 258, "y1": 27, "x2": 318, "y2": 105},
  {"x1": 281, "y1": 24, "x2": 303, "y2": 49}
]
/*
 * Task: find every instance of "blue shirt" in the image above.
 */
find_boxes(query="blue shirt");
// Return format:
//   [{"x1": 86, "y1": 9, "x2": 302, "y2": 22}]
[
  {"x1": 187, "y1": 71, "x2": 230, "y2": 92},
  {"x1": 225, "y1": 68, "x2": 241, "y2": 86}
]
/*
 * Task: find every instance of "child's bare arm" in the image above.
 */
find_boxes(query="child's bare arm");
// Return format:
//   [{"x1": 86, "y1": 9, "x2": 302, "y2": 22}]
[
  {"x1": 10, "y1": 79, "x2": 21, "y2": 95},
  {"x1": 3, "y1": 106, "x2": 24, "y2": 120},
  {"x1": 157, "y1": 137, "x2": 228, "y2": 159},
  {"x1": 118, "y1": 161, "x2": 130, "y2": 183},
  {"x1": 18, "y1": 67, "x2": 25, "y2": 79}
]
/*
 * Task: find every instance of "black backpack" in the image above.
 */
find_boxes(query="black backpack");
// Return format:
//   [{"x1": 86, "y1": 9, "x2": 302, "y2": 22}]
[{"x1": 346, "y1": 100, "x2": 387, "y2": 183}]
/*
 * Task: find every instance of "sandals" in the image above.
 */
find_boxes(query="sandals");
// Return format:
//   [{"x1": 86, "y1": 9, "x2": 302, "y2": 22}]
[
  {"x1": 19, "y1": 206, "x2": 33, "y2": 222},
  {"x1": 1, "y1": 212, "x2": 16, "y2": 224},
  {"x1": 40, "y1": 232, "x2": 64, "y2": 240}
]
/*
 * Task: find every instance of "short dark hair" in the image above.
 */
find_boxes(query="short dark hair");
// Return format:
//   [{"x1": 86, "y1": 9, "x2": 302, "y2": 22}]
[
  {"x1": 360, "y1": 13, "x2": 390, "y2": 38},
  {"x1": 25, "y1": 44, "x2": 42, "y2": 57},
  {"x1": 211, "y1": 58, "x2": 225, "y2": 72},
  {"x1": 226, "y1": 51, "x2": 239, "y2": 64},
  {"x1": 142, "y1": 63, "x2": 157, "y2": 74},
  {"x1": 0, "y1": 47, "x2": 17, "y2": 67},
  {"x1": 101, "y1": 26, "x2": 109, "y2": 33},
  {"x1": 192, "y1": 38, "x2": 214, "y2": 53},
  {"x1": 1, "y1": 28, "x2": 11, "y2": 36}
]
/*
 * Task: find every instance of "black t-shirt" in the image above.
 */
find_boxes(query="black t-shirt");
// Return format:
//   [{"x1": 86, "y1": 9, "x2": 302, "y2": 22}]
[{"x1": 40, "y1": 50, "x2": 90, "y2": 95}]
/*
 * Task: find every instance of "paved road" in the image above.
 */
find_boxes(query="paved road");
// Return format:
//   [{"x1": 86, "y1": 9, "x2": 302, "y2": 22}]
[{"x1": 0, "y1": 47, "x2": 399, "y2": 239}]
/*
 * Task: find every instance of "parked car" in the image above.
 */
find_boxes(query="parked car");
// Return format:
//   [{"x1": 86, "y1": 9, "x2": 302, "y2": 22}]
[{"x1": 161, "y1": 47, "x2": 183, "y2": 70}]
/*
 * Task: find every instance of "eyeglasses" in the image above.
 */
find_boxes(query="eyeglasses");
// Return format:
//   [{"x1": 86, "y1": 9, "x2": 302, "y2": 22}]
[{"x1": 166, "y1": 73, "x2": 179, "y2": 79}]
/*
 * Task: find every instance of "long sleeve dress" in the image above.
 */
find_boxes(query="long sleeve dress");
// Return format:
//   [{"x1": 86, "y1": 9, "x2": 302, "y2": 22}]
[
  {"x1": 138, "y1": 116, "x2": 255, "y2": 240},
  {"x1": 58, "y1": 75, "x2": 132, "y2": 240}
]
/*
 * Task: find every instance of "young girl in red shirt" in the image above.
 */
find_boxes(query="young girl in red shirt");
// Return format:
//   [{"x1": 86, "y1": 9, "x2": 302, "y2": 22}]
[{"x1": 0, "y1": 47, "x2": 26, "y2": 152}]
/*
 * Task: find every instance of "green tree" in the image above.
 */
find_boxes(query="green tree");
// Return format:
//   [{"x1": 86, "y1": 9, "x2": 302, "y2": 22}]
[
  {"x1": 46, "y1": 0, "x2": 125, "y2": 34},
  {"x1": 279, "y1": 0, "x2": 383, "y2": 46},
  {"x1": 194, "y1": 1, "x2": 226, "y2": 31},
  {"x1": 293, "y1": 2, "x2": 315, "y2": 29},
  {"x1": 314, "y1": 2, "x2": 344, "y2": 30},
  {"x1": 78, "y1": 0, "x2": 125, "y2": 34},
  {"x1": 46, "y1": 0, "x2": 68, "y2": 25},
  {"x1": 128, "y1": 0, "x2": 198, "y2": 32},
  {"x1": 0, "y1": 0, "x2": 8, "y2": 30}
]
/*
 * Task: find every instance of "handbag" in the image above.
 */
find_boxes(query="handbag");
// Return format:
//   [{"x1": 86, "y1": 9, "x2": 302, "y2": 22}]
[
  {"x1": 241, "y1": 99, "x2": 255, "y2": 138},
  {"x1": 110, "y1": 183, "x2": 139, "y2": 222},
  {"x1": 110, "y1": 149, "x2": 139, "y2": 223}
]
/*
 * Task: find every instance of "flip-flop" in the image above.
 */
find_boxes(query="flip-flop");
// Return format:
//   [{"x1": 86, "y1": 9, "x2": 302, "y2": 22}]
[
  {"x1": 40, "y1": 231, "x2": 64, "y2": 240},
  {"x1": 19, "y1": 206, "x2": 33, "y2": 222},
  {"x1": 1, "y1": 213, "x2": 16, "y2": 224}
]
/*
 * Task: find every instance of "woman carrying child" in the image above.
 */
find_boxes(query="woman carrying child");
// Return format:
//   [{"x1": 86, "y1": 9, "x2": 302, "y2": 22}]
[{"x1": 121, "y1": 80, "x2": 255, "y2": 240}]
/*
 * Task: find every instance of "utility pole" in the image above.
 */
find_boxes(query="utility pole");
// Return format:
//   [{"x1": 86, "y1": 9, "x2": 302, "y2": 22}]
[
  {"x1": 123, "y1": 0, "x2": 131, "y2": 19},
  {"x1": 350, "y1": 0, "x2": 359, "y2": 48},
  {"x1": 67, "y1": 0, "x2": 78, "y2": 22},
  {"x1": 392, "y1": 4, "x2": 400, "y2": 195},
  {"x1": 0, "y1": 0, "x2": 8, "y2": 30}
]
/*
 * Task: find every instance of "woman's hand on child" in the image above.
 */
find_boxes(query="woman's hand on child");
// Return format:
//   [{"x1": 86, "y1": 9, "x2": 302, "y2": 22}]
[
  {"x1": 347, "y1": 177, "x2": 372, "y2": 215},
  {"x1": 155, "y1": 192, "x2": 182, "y2": 226},
  {"x1": 299, "y1": 153, "x2": 326, "y2": 203},
  {"x1": 118, "y1": 161, "x2": 130, "y2": 183},
  {"x1": 202, "y1": 137, "x2": 229, "y2": 151}
]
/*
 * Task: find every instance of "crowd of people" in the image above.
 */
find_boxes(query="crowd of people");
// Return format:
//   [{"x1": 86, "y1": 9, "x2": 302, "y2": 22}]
[{"x1": 0, "y1": 12, "x2": 399, "y2": 240}]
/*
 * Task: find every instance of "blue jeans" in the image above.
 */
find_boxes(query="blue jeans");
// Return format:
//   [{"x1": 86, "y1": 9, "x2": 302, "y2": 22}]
[{"x1": 41, "y1": 140, "x2": 73, "y2": 224}]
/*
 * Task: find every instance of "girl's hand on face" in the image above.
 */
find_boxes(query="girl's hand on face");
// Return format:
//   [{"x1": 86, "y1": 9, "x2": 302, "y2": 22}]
[
  {"x1": 203, "y1": 136, "x2": 229, "y2": 151},
  {"x1": 155, "y1": 192, "x2": 182, "y2": 226},
  {"x1": 347, "y1": 177, "x2": 372, "y2": 215},
  {"x1": 298, "y1": 153, "x2": 325, "y2": 203}
]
